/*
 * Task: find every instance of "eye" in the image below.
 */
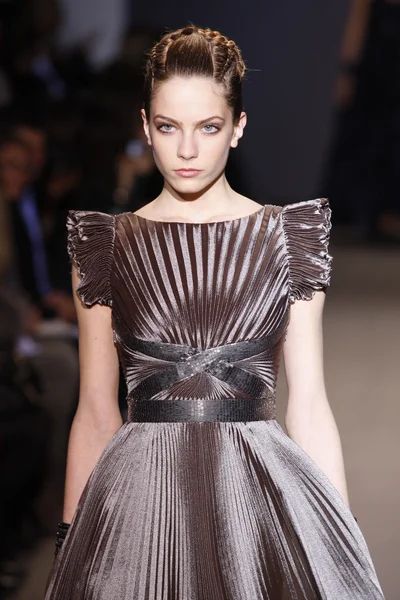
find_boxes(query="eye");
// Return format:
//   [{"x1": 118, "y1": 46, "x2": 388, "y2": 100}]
[
  {"x1": 157, "y1": 123, "x2": 176, "y2": 133},
  {"x1": 203, "y1": 124, "x2": 220, "y2": 134}
]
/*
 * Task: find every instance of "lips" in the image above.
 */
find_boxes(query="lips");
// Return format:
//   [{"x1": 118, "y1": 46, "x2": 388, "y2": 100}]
[{"x1": 174, "y1": 169, "x2": 202, "y2": 178}]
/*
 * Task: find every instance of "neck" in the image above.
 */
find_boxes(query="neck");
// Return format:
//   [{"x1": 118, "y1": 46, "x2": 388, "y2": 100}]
[{"x1": 154, "y1": 173, "x2": 242, "y2": 220}]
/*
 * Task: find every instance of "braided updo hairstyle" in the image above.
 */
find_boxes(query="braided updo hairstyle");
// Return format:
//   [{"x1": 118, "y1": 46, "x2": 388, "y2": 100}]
[{"x1": 143, "y1": 25, "x2": 246, "y2": 123}]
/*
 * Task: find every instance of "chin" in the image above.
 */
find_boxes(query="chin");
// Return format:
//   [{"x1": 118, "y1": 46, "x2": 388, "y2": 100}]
[{"x1": 169, "y1": 177, "x2": 209, "y2": 195}]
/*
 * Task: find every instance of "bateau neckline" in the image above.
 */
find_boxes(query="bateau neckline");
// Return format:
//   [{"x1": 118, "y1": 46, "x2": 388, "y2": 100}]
[{"x1": 130, "y1": 203, "x2": 269, "y2": 226}]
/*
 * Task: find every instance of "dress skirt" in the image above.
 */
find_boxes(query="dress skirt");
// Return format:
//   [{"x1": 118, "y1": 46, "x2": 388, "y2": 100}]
[{"x1": 44, "y1": 419, "x2": 384, "y2": 599}]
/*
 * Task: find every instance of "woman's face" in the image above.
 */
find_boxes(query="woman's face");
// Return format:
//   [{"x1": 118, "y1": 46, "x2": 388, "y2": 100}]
[
  {"x1": 0, "y1": 142, "x2": 31, "y2": 201},
  {"x1": 141, "y1": 76, "x2": 246, "y2": 195}
]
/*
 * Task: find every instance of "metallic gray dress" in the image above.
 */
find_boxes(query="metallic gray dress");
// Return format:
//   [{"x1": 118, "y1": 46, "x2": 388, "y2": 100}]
[{"x1": 45, "y1": 198, "x2": 384, "y2": 599}]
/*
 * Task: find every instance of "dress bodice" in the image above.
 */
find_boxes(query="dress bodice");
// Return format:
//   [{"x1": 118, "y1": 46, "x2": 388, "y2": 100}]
[{"x1": 67, "y1": 199, "x2": 332, "y2": 408}]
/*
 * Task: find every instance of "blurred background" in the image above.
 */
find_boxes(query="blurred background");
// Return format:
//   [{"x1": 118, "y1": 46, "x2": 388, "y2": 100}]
[{"x1": 0, "y1": 0, "x2": 398, "y2": 598}]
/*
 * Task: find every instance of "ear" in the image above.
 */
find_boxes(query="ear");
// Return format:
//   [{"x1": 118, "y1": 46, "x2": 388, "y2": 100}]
[
  {"x1": 141, "y1": 109, "x2": 152, "y2": 146},
  {"x1": 230, "y1": 112, "x2": 247, "y2": 149}
]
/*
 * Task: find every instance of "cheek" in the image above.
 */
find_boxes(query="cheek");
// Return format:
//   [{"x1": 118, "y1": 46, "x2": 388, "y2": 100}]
[
  {"x1": 149, "y1": 131, "x2": 171, "y2": 159},
  {"x1": 148, "y1": 139, "x2": 172, "y2": 177},
  {"x1": 150, "y1": 138, "x2": 171, "y2": 173},
  {"x1": 195, "y1": 131, "x2": 233, "y2": 166},
  {"x1": 207, "y1": 133, "x2": 233, "y2": 162}
]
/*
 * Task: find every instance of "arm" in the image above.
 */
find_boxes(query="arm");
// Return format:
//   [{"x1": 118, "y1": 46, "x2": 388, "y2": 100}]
[
  {"x1": 340, "y1": 0, "x2": 371, "y2": 65},
  {"x1": 62, "y1": 264, "x2": 122, "y2": 523},
  {"x1": 283, "y1": 291, "x2": 350, "y2": 507},
  {"x1": 335, "y1": 0, "x2": 372, "y2": 107}
]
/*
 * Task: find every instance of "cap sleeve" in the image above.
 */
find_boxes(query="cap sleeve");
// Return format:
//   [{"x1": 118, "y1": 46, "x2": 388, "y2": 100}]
[
  {"x1": 281, "y1": 198, "x2": 333, "y2": 303},
  {"x1": 66, "y1": 210, "x2": 115, "y2": 307}
]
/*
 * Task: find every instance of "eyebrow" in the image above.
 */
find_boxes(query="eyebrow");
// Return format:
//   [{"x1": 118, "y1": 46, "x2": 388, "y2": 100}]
[{"x1": 153, "y1": 115, "x2": 225, "y2": 125}]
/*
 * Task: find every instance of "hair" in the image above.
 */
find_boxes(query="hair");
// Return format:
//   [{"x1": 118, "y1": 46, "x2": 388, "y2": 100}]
[{"x1": 143, "y1": 25, "x2": 246, "y2": 123}]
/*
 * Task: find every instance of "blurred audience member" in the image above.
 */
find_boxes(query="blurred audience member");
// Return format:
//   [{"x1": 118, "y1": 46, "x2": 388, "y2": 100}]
[
  {"x1": 112, "y1": 103, "x2": 162, "y2": 214},
  {"x1": 0, "y1": 134, "x2": 79, "y2": 505},
  {"x1": 0, "y1": 137, "x2": 30, "y2": 287},
  {"x1": 323, "y1": 0, "x2": 400, "y2": 243},
  {"x1": 0, "y1": 289, "x2": 51, "y2": 595},
  {"x1": 12, "y1": 115, "x2": 48, "y2": 180},
  {"x1": 0, "y1": 120, "x2": 76, "y2": 322},
  {"x1": 41, "y1": 145, "x2": 83, "y2": 292},
  {"x1": 0, "y1": 11, "x2": 173, "y2": 577}
]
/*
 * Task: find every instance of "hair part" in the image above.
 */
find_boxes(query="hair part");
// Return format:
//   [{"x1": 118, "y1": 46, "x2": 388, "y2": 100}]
[{"x1": 143, "y1": 25, "x2": 246, "y2": 123}]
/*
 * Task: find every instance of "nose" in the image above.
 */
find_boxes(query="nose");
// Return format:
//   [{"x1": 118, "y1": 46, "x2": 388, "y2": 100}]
[{"x1": 177, "y1": 132, "x2": 198, "y2": 161}]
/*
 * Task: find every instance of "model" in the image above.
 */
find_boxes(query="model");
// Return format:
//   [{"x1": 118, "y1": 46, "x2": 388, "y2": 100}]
[{"x1": 45, "y1": 25, "x2": 384, "y2": 599}]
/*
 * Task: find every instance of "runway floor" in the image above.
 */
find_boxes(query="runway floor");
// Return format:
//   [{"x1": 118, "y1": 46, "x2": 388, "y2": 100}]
[{"x1": 11, "y1": 243, "x2": 400, "y2": 600}]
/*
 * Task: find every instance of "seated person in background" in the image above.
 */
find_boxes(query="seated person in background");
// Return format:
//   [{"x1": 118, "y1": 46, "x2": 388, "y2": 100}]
[
  {"x1": 0, "y1": 130, "x2": 76, "y2": 322},
  {"x1": 0, "y1": 134, "x2": 80, "y2": 508},
  {"x1": 40, "y1": 144, "x2": 84, "y2": 294},
  {"x1": 0, "y1": 289, "x2": 51, "y2": 594}
]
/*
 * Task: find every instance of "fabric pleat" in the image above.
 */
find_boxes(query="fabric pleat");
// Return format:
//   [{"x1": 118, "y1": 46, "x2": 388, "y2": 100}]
[
  {"x1": 46, "y1": 421, "x2": 383, "y2": 599},
  {"x1": 66, "y1": 210, "x2": 115, "y2": 307},
  {"x1": 45, "y1": 199, "x2": 385, "y2": 599},
  {"x1": 281, "y1": 198, "x2": 333, "y2": 303}
]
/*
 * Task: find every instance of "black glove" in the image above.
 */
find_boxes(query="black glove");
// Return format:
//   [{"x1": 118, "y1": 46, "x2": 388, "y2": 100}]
[{"x1": 55, "y1": 522, "x2": 71, "y2": 557}]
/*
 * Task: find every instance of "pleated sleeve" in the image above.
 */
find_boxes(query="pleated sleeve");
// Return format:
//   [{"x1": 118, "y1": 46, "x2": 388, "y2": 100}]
[
  {"x1": 281, "y1": 197, "x2": 333, "y2": 303},
  {"x1": 66, "y1": 210, "x2": 115, "y2": 307}
]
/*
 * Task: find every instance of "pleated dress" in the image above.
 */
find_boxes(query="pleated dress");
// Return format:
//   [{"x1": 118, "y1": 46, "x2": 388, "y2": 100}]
[{"x1": 44, "y1": 198, "x2": 384, "y2": 599}]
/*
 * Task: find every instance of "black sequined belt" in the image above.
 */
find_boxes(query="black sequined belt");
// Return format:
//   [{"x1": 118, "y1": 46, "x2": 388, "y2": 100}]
[
  {"x1": 123, "y1": 332, "x2": 284, "y2": 422},
  {"x1": 128, "y1": 396, "x2": 275, "y2": 423}
]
